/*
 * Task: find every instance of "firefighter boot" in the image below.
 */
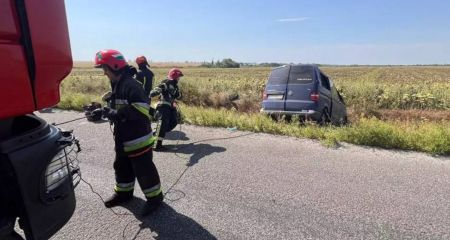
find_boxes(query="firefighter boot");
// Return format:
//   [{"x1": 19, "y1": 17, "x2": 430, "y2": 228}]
[
  {"x1": 104, "y1": 192, "x2": 133, "y2": 208},
  {"x1": 141, "y1": 192, "x2": 164, "y2": 216}
]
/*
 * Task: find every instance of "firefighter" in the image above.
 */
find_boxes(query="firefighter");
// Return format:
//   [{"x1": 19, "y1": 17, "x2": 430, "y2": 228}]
[
  {"x1": 150, "y1": 68, "x2": 183, "y2": 151},
  {"x1": 94, "y1": 49, "x2": 163, "y2": 215},
  {"x1": 135, "y1": 55, "x2": 154, "y2": 97}
]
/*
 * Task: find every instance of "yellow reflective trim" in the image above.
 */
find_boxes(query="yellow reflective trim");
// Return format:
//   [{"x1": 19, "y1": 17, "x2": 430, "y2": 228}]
[
  {"x1": 114, "y1": 185, "x2": 134, "y2": 192},
  {"x1": 144, "y1": 188, "x2": 162, "y2": 198},
  {"x1": 124, "y1": 135, "x2": 156, "y2": 152},
  {"x1": 132, "y1": 103, "x2": 150, "y2": 117}
]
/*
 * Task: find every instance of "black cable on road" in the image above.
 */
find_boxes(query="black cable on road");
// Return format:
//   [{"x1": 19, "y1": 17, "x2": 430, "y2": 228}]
[{"x1": 53, "y1": 116, "x2": 87, "y2": 126}]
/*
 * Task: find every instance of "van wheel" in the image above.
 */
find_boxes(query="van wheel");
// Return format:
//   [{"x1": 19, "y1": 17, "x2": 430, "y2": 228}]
[{"x1": 319, "y1": 109, "x2": 331, "y2": 125}]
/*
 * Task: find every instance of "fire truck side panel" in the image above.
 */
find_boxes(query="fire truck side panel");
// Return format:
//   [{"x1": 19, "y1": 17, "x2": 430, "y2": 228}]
[
  {"x1": 0, "y1": 0, "x2": 35, "y2": 119},
  {"x1": 25, "y1": 0, "x2": 73, "y2": 110}
]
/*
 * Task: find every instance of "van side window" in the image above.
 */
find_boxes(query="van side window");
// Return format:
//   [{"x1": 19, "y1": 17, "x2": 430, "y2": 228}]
[{"x1": 319, "y1": 72, "x2": 331, "y2": 90}]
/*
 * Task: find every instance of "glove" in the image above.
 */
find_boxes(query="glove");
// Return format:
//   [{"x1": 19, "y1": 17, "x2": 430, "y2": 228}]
[
  {"x1": 89, "y1": 108, "x2": 104, "y2": 122},
  {"x1": 101, "y1": 91, "x2": 112, "y2": 102},
  {"x1": 102, "y1": 107, "x2": 119, "y2": 121},
  {"x1": 91, "y1": 108, "x2": 103, "y2": 116}
]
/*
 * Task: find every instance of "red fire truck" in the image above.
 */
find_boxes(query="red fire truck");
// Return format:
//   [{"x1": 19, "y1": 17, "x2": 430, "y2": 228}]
[{"x1": 0, "y1": 0, "x2": 79, "y2": 239}]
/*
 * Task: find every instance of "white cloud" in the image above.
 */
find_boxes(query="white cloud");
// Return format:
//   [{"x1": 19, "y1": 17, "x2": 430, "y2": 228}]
[{"x1": 276, "y1": 17, "x2": 310, "y2": 22}]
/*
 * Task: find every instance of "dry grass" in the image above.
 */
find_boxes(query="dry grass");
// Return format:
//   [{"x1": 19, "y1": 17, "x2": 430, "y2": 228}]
[
  {"x1": 377, "y1": 109, "x2": 450, "y2": 122},
  {"x1": 180, "y1": 104, "x2": 450, "y2": 155}
]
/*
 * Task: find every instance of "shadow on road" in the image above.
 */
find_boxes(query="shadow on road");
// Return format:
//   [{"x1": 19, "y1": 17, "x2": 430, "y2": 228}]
[
  {"x1": 122, "y1": 198, "x2": 217, "y2": 240},
  {"x1": 164, "y1": 130, "x2": 190, "y2": 141},
  {"x1": 165, "y1": 143, "x2": 226, "y2": 166}
]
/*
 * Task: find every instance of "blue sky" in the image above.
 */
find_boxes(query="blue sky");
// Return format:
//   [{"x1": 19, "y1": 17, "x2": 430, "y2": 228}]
[{"x1": 65, "y1": 0, "x2": 450, "y2": 65}]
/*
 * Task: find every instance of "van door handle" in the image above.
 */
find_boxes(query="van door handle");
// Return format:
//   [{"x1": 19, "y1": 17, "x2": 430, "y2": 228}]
[{"x1": 287, "y1": 90, "x2": 293, "y2": 96}]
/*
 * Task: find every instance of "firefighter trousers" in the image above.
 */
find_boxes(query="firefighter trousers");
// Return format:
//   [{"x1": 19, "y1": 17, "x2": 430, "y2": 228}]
[
  {"x1": 113, "y1": 143, "x2": 162, "y2": 200},
  {"x1": 155, "y1": 106, "x2": 178, "y2": 141}
]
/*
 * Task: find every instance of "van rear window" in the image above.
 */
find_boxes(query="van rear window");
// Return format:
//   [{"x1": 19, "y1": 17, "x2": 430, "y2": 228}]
[
  {"x1": 288, "y1": 66, "x2": 314, "y2": 84},
  {"x1": 267, "y1": 66, "x2": 289, "y2": 84}
]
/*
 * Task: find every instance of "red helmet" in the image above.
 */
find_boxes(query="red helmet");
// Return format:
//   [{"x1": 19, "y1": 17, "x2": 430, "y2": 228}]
[
  {"x1": 94, "y1": 49, "x2": 128, "y2": 71},
  {"x1": 135, "y1": 55, "x2": 149, "y2": 66},
  {"x1": 168, "y1": 68, "x2": 183, "y2": 80}
]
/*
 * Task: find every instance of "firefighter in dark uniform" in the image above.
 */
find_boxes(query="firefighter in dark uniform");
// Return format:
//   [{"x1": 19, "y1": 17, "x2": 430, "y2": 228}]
[
  {"x1": 94, "y1": 49, "x2": 162, "y2": 215},
  {"x1": 150, "y1": 68, "x2": 183, "y2": 151},
  {"x1": 135, "y1": 56, "x2": 154, "y2": 97}
]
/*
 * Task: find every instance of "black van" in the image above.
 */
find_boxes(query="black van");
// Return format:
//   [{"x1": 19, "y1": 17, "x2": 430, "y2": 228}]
[{"x1": 261, "y1": 64, "x2": 347, "y2": 124}]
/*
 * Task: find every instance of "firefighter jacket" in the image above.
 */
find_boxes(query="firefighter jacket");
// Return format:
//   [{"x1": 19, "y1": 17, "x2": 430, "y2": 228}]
[
  {"x1": 149, "y1": 79, "x2": 181, "y2": 108},
  {"x1": 109, "y1": 72, "x2": 154, "y2": 155},
  {"x1": 136, "y1": 66, "x2": 154, "y2": 97}
]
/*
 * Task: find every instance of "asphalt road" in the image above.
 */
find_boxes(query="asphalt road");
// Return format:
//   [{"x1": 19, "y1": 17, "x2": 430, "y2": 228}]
[{"x1": 34, "y1": 110, "x2": 450, "y2": 240}]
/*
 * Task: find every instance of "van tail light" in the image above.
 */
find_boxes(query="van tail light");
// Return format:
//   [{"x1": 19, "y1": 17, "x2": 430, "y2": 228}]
[
  {"x1": 262, "y1": 90, "x2": 268, "y2": 100},
  {"x1": 310, "y1": 92, "x2": 320, "y2": 102}
]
